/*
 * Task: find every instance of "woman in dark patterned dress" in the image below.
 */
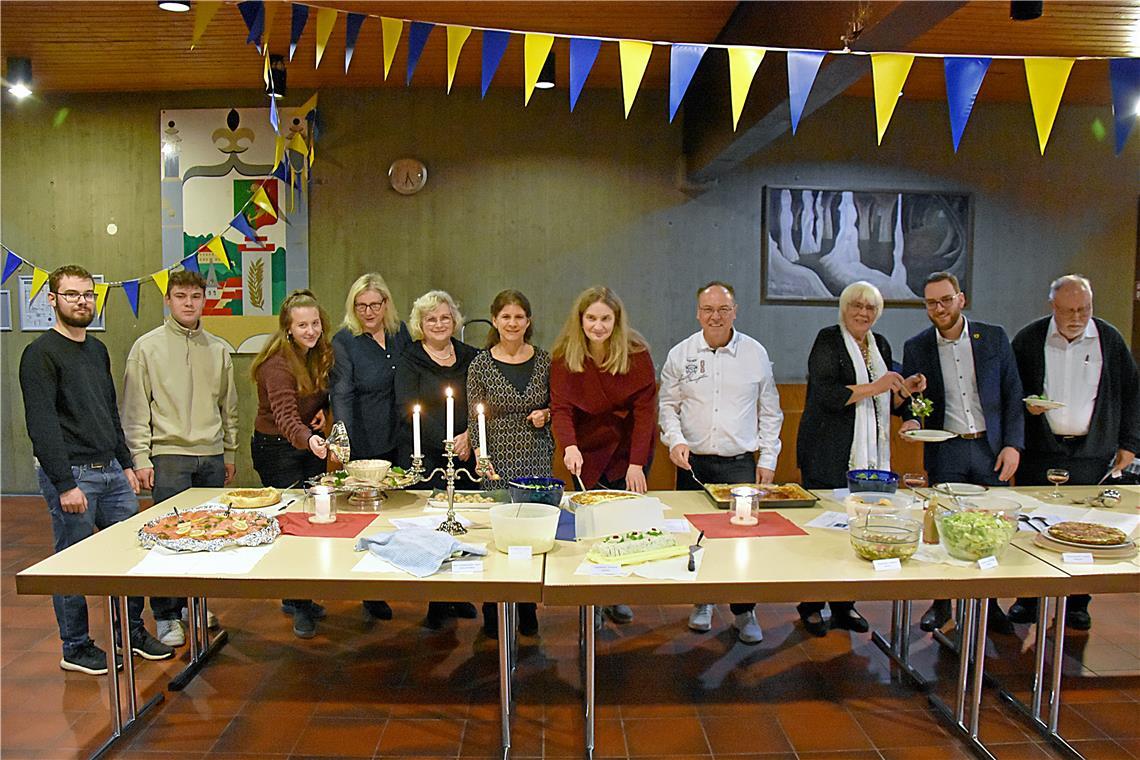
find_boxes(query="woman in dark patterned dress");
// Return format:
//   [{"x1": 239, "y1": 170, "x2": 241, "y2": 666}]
[{"x1": 466, "y1": 290, "x2": 553, "y2": 639}]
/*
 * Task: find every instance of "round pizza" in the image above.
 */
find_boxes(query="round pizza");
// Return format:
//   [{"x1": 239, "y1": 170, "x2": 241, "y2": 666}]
[
  {"x1": 139, "y1": 506, "x2": 280, "y2": 552},
  {"x1": 1047, "y1": 521, "x2": 1129, "y2": 547},
  {"x1": 217, "y1": 487, "x2": 280, "y2": 509}
]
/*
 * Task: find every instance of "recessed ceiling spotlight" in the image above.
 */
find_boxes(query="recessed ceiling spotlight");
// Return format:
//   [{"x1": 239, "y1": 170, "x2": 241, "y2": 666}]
[
  {"x1": 158, "y1": 1, "x2": 191, "y2": 12},
  {"x1": 6, "y1": 57, "x2": 32, "y2": 99}
]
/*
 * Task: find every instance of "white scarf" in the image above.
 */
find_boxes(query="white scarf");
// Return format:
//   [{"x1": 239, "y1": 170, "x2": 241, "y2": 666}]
[{"x1": 840, "y1": 324, "x2": 890, "y2": 471}]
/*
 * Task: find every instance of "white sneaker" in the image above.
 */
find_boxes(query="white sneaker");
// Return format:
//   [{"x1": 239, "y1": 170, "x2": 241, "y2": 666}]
[
  {"x1": 689, "y1": 604, "x2": 714, "y2": 632},
  {"x1": 733, "y1": 610, "x2": 764, "y2": 644},
  {"x1": 156, "y1": 619, "x2": 185, "y2": 647},
  {"x1": 181, "y1": 607, "x2": 219, "y2": 629}
]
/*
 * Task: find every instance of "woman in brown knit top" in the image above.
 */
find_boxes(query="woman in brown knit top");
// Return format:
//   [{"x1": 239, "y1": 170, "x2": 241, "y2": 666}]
[{"x1": 250, "y1": 289, "x2": 333, "y2": 639}]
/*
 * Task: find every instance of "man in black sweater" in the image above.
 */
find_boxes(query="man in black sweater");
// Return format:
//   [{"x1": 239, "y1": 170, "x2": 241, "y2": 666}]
[
  {"x1": 19, "y1": 264, "x2": 173, "y2": 675},
  {"x1": 1007, "y1": 274, "x2": 1140, "y2": 630}
]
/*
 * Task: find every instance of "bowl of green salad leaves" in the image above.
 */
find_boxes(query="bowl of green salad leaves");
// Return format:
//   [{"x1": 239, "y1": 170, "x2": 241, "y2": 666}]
[{"x1": 935, "y1": 495, "x2": 1020, "y2": 561}]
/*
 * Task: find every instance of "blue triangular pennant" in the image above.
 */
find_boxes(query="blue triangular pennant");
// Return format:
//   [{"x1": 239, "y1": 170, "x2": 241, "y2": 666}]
[
  {"x1": 231, "y1": 213, "x2": 258, "y2": 240},
  {"x1": 345, "y1": 13, "x2": 365, "y2": 73},
  {"x1": 181, "y1": 253, "x2": 199, "y2": 273},
  {"x1": 569, "y1": 37, "x2": 601, "y2": 112},
  {"x1": 236, "y1": 1, "x2": 264, "y2": 50},
  {"x1": 406, "y1": 22, "x2": 434, "y2": 86},
  {"x1": 2, "y1": 248, "x2": 24, "y2": 284},
  {"x1": 1110, "y1": 58, "x2": 1140, "y2": 155},
  {"x1": 668, "y1": 44, "x2": 707, "y2": 123},
  {"x1": 269, "y1": 96, "x2": 279, "y2": 132},
  {"x1": 122, "y1": 280, "x2": 141, "y2": 317},
  {"x1": 271, "y1": 160, "x2": 290, "y2": 183},
  {"x1": 944, "y1": 57, "x2": 991, "y2": 152},
  {"x1": 289, "y1": 3, "x2": 309, "y2": 61},
  {"x1": 481, "y1": 30, "x2": 510, "y2": 98},
  {"x1": 787, "y1": 50, "x2": 826, "y2": 135}
]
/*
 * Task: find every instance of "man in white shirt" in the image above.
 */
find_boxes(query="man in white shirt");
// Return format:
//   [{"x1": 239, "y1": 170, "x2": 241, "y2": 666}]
[
  {"x1": 1007, "y1": 275, "x2": 1139, "y2": 630},
  {"x1": 659, "y1": 281, "x2": 783, "y2": 644}
]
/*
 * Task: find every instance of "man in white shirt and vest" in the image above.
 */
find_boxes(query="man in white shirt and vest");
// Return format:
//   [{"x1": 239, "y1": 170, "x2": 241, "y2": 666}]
[
  {"x1": 659, "y1": 281, "x2": 783, "y2": 644},
  {"x1": 1006, "y1": 274, "x2": 1139, "y2": 630}
]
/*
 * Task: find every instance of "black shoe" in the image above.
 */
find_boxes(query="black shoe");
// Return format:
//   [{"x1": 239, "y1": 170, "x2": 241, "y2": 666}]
[
  {"x1": 1007, "y1": 599, "x2": 1038, "y2": 624},
  {"x1": 986, "y1": 600, "x2": 1014, "y2": 635},
  {"x1": 449, "y1": 602, "x2": 477, "y2": 619},
  {"x1": 125, "y1": 629, "x2": 175, "y2": 661},
  {"x1": 831, "y1": 609, "x2": 870, "y2": 633},
  {"x1": 1065, "y1": 609, "x2": 1092, "y2": 631},
  {"x1": 920, "y1": 600, "x2": 952, "y2": 632},
  {"x1": 362, "y1": 600, "x2": 393, "y2": 620},
  {"x1": 796, "y1": 603, "x2": 829, "y2": 637},
  {"x1": 292, "y1": 606, "x2": 317, "y2": 639},
  {"x1": 518, "y1": 604, "x2": 539, "y2": 636},
  {"x1": 482, "y1": 614, "x2": 499, "y2": 640},
  {"x1": 425, "y1": 602, "x2": 448, "y2": 630},
  {"x1": 282, "y1": 601, "x2": 326, "y2": 619},
  {"x1": 60, "y1": 643, "x2": 122, "y2": 675}
]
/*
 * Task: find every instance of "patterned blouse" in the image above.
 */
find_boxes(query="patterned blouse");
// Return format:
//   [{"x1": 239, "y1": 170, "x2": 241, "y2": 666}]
[{"x1": 466, "y1": 347, "x2": 555, "y2": 486}]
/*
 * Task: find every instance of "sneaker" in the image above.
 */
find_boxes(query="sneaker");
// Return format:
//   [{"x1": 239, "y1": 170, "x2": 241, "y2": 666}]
[
  {"x1": 156, "y1": 619, "x2": 185, "y2": 647},
  {"x1": 282, "y1": 601, "x2": 326, "y2": 619},
  {"x1": 60, "y1": 643, "x2": 121, "y2": 675},
  {"x1": 689, "y1": 604, "x2": 714, "y2": 632},
  {"x1": 181, "y1": 607, "x2": 219, "y2": 629},
  {"x1": 603, "y1": 604, "x2": 634, "y2": 624},
  {"x1": 293, "y1": 606, "x2": 317, "y2": 639},
  {"x1": 733, "y1": 610, "x2": 764, "y2": 644},
  {"x1": 129, "y1": 630, "x2": 175, "y2": 660}
]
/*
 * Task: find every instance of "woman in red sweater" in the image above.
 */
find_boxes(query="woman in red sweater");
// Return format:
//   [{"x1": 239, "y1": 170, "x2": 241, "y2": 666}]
[{"x1": 551, "y1": 287, "x2": 657, "y2": 627}]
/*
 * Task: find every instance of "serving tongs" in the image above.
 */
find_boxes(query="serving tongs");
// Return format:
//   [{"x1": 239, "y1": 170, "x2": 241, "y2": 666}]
[{"x1": 688, "y1": 531, "x2": 705, "y2": 572}]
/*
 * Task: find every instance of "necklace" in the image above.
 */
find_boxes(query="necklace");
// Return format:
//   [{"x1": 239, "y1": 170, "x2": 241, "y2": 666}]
[{"x1": 424, "y1": 342, "x2": 455, "y2": 361}]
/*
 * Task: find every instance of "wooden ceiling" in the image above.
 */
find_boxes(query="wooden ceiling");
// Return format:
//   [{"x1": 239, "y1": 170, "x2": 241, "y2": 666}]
[{"x1": 1, "y1": 1, "x2": 1136, "y2": 104}]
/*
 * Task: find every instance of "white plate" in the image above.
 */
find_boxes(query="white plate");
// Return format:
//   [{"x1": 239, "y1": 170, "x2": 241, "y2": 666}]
[
  {"x1": 934, "y1": 482, "x2": 989, "y2": 496},
  {"x1": 1023, "y1": 397, "x2": 1065, "y2": 410},
  {"x1": 1041, "y1": 532, "x2": 1133, "y2": 550},
  {"x1": 902, "y1": 429, "x2": 957, "y2": 443}
]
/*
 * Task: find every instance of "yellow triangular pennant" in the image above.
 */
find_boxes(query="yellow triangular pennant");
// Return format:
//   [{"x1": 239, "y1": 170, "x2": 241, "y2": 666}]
[
  {"x1": 205, "y1": 236, "x2": 231, "y2": 269},
  {"x1": 288, "y1": 132, "x2": 308, "y2": 155},
  {"x1": 94, "y1": 282, "x2": 109, "y2": 316},
  {"x1": 308, "y1": 139, "x2": 315, "y2": 170},
  {"x1": 29, "y1": 267, "x2": 49, "y2": 301},
  {"x1": 272, "y1": 135, "x2": 286, "y2": 172},
  {"x1": 152, "y1": 269, "x2": 170, "y2": 297},
  {"x1": 190, "y1": 0, "x2": 221, "y2": 50},
  {"x1": 1024, "y1": 57, "x2": 1074, "y2": 155},
  {"x1": 381, "y1": 17, "x2": 402, "y2": 80},
  {"x1": 727, "y1": 46, "x2": 766, "y2": 131},
  {"x1": 314, "y1": 7, "x2": 338, "y2": 68},
  {"x1": 446, "y1": 26, "x2": 472, "y2": 93},
  {"x1": 263, "y1": 47, "x2": 271, "y2": 88},
  {"x1": 619, "y1": 40, "x2": 654, "y2": 118},
  {"x1": 296, "y1": 92, "x2": 318, "y2": 117},
  {"x1": 523, "y1": 34, "x2": 554, "y2": 106},
  {"x1": 251, "y1": 186, "x2": 278, "y2": 220},
  {"x1": 261, "y1": 0, "x2": 279, "y2": 51},
  {"x1": 871, "y1": 53, "x2": 915, "y2": 145}
]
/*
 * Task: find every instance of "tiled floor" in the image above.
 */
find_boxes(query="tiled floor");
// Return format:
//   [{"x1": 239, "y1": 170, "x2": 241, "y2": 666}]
[{"x1": 2, "y1": 494, "x2": 1138, "y2": 760}]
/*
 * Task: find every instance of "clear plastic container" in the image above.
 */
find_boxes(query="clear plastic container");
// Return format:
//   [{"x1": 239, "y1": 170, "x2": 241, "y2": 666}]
[
  {"x1": 489, "y1": 503, "x2": 561, "y2": 554},
  {"x1": 849, "y1": 514, "x2": 921, "y2": 562}
]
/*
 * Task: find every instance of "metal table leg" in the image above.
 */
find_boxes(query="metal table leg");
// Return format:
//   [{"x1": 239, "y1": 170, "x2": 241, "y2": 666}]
[
  {"x1": 583, "y1": 604, "x2": 596, "y2": 760},
  {"x1": 497, "y1": 602, "x2": 512, "y2": 760},
  {"x1": 929, "y1": 598, "x2": 998, "y2": 760},
  {"x1": 168, "y1": 596, "x2": 229, "y2": 692},
  {"x1": 871, "y1": 599, "x2": 930, "y2": 689}
]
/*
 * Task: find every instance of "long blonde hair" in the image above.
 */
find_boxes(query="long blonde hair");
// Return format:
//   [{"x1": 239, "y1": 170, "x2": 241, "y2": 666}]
[
  {"x1": 250, "y1": 290, "x2": 335, "y2": 396},
  {"x1": 551, "y1": 286, "x2": 646, "y2": 374},
  {"x1": 341, "y1": 272, "x2": 400, "y2": 336}
]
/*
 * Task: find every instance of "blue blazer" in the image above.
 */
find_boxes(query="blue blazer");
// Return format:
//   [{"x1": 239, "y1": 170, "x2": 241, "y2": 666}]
[{"x1": 901, "y1": 320, "x2": 1024, "y2": 473}]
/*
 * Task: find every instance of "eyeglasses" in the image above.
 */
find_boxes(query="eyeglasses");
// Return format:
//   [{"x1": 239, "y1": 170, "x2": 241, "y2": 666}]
[
  {"x1": 923, "y1": 295, "x2": 959, "y2": 310},
  {"x1": 354, "y1": 297, "x2": 387, "y2": 314},
  {"x1": 424, "y1": 315, "x2": 454, "y2": 326},
  {"x1": 54, "y1": 291, "x2": 97, "y2": 303},
  {"x1": 847, "y1": 301, "x2": 878, "y2": 313},
  {"x1": 1054, "y1": 306, "x2": 1091, "y2": 318},
  {"x1": 699, "y1": 306, "x2": 735, "y2": 317}
]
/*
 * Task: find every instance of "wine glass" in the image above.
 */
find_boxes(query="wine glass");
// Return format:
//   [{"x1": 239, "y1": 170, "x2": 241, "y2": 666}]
[
  {"x1": 903, "y1": 471, "x2": 928, "y2": 511},
  {"x1": 1046, "y1": 468, "x2": 1070, "y2": 500}
]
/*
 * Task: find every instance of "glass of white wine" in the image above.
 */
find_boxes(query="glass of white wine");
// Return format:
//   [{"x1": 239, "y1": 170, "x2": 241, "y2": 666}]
[{"x1": 1046, "y1": 468, "x2": 1070, "y2": 500}]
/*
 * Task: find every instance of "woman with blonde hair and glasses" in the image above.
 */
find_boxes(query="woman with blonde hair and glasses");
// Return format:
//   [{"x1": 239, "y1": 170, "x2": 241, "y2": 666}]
[
  {"x1": 551, "y1": 286, "x2": 657, "y2": 628},
  {"x1": 331, "y1": 273, "x2": 411, "y2": 623},
  {"x1": 250, "y1": 289, "x2": 334, "y2": 639}
]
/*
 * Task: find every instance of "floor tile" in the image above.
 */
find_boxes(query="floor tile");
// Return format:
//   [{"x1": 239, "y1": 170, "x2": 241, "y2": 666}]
[
  {"x1": 700, "y1": 713, "x2": 793, "y2": 755},
  {"x1": 624, "y1": 716, "x2": 709, "y2": 756},
  {"x1": 1071, "y1": 701, "x2": 1140, "y2": 738},
  {"x1": 851, "y1": 707, "x2": 953, "y2": 749},
  {"x1": 774, "y1": 703, "x2": 873, "y2": 753},
  {"x1": 290, "y1": 716, "x2": 385, "y2": 757},
  {"x1": 374, "y1": 718, "x2": 465, "y2": 756}
]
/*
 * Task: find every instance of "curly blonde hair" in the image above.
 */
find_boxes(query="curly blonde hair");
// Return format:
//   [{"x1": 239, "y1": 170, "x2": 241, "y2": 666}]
[
  {"x1": 551, "y1": 286, "x2": 646, "y2": 374},
  {"x1": 407, "y1": 290, "x2": 464, "y2": 341}
]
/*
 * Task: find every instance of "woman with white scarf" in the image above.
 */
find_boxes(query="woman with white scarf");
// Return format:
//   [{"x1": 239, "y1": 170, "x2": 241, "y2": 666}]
[{"x1": 795, "y1": 281, "x2": 926, "y2": 636}]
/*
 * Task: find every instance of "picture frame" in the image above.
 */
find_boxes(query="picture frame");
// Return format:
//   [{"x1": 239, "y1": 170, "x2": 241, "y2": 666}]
[
  {"x1": 18, "y1": 274, "x2": 106, "y2": 331},
  {"x1": 761, "y1": 186, "x2": 972, "y2": 305},
  {"x1": 0, "y1": 290, "x2": 10, "y2": 331}
]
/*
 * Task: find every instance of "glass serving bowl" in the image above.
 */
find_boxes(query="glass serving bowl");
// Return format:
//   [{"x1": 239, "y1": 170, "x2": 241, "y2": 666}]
[
  {"x1": 935, "y1": 495, "x2": 1021, "y2": 561},
  {"x1": 849, "y1": 514, "x2": 921, "y2": 562}
]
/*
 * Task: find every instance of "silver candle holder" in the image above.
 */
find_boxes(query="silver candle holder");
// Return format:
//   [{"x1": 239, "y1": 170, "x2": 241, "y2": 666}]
[{"x1": 408, "y1": 439, "x2": 494, "y2": 535}]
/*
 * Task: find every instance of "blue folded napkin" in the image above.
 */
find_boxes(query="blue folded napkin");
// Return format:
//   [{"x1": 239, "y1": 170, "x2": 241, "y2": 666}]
[
  {"x1": 354, "y1": 527, "x2": 487, "y2": 578},
  {"x1": 555, "y1": 508, "x2": 576, "y2": 541}
]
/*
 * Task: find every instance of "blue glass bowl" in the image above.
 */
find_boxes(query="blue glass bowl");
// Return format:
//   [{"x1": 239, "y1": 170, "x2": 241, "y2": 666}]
[
  {"x1": 508, "y1": 477, "x2": 565, "y2": 506},
  {"x1": 846, "y1": 469, "x2": 900, "y2": 494}
]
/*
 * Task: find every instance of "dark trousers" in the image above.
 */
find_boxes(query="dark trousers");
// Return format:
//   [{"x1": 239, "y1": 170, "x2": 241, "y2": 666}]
[
  {"x1": 150, "y1": 454, "x2": 227, "y2": 620},
  {"x1": 679, "y1": 453, "x2": 758, "y2": 615},
  {"x1": 927, "y1": 436, "x2": 1006, "y2": 486},
  {"x1": 800, "y1": 473, "x2": 856, "y2": 616}
]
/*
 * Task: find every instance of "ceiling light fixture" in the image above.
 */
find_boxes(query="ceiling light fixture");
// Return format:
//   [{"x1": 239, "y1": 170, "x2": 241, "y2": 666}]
[
  {"x1": 1010, "y1": 1, "x2": 1043, "y2": 21},
  {"x1": 158, "y1": 1, "x2": 191, "y2": 12},
  {"x1": 536, "y1": 52, "x2": 555, "y2": 90},
  {"x1": 6, "y1": 57, "x2": 32, "y2": 99},
  {"x1": 266, "y1": 54, "x2": 287, "y2": 99}
]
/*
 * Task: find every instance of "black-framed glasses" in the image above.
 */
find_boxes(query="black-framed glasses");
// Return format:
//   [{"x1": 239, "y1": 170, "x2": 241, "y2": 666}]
[
  {"x1": 53, "y1": 290, "x2": 97, "y2": 303},
  {"x1": 354, "y1": 297, "x2": 387, "y2": 313},
  {"x1": 923, "y1": 295, "x2": 958, "y2": 310}
]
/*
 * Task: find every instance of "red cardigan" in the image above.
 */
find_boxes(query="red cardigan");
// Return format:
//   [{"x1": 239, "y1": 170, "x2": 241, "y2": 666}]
[{"x1": 550, "y1": 349, "x2": 657, "y2": 487}]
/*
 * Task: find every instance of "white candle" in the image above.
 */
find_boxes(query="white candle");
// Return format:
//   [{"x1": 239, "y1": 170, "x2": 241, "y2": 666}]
[
  {"x1": 412, "y1": 404, "x2": 422, "y2": 458},
  {"x1": 445, "y1": 387, "x2": 455, "y2": 441},
  {"x1": 309, "y1": 485, "x2": 333, "y2": 524},
  {"x1": 734, "y1": 495, "x2": 750, "y2": 522},
  {"x1": 477, "y1": 403, "x2": 488, "y2": 458}
]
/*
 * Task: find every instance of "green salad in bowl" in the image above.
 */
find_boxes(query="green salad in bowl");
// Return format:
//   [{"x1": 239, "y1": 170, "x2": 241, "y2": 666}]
[{"x1": 935, "y1": 496, "x2": 1020, "y2": 561}]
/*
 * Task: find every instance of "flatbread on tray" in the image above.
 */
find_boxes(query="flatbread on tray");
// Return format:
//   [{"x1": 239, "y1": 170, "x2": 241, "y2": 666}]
[
  {"x1": 705, "y1": 483, "x2": 815, "y2": 502},
  {"x1": 1047, "y1": 521, "x2": 1129, "y2": 547},
  {"x1": 217, "y1": 487, "x2": 280, "y2": 509}
]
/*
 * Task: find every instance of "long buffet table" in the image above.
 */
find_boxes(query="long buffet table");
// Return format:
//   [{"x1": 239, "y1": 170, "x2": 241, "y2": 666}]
[{"x1": 15, "y1": 485, "x2": 1140, "y2": 760}]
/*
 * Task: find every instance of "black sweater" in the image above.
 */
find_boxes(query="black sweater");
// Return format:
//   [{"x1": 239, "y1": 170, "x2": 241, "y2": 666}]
[
  {"x1": 20, "y1": 330, "x2": 134, "y2": 492},
  {"x1": 1012, "y1": 316, "x2": 1140, "y2": 459},
  {"x1": 393, "y1": 338, "x2": 480, "y2": 473}
]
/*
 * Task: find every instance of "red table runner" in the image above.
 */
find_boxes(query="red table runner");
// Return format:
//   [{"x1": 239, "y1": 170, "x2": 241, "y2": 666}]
[
  {"x1": 684, "y1": 511, "x2": 808, "y2": 539},
  {"x1": 277, "y1": 512, "x2": 380, "y2": 538}
]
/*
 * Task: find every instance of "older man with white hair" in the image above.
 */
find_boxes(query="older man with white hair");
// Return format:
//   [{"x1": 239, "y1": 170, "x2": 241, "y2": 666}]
[{"x1": 1007, "y1": 274, "x2": 1140, "y2": 630}]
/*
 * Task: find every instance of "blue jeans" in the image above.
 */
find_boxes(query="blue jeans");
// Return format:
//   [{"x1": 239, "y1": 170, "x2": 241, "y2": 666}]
[
  {"x1": 150, "y1": 454, "x2": 227, "y2": 620},
  {"x1": 37, "y1": 460, "x2": 145, "y2": 656}
]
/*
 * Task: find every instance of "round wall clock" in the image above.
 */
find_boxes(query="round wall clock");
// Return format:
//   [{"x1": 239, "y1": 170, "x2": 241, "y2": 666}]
[{"x1": 388, "y1": 158, "x2": 427, "y2": 195}]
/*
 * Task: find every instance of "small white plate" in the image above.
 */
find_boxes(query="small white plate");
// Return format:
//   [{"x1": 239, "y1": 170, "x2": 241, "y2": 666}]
[
  {"x1": 1023, "y1": 397, "x2": 1065, "y2": 410},
  {"x1": 902, "y1": 429, "x2": 957, "y2": 443}
]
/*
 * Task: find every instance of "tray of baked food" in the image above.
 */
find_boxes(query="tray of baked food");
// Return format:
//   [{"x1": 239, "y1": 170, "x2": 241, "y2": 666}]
[{"x1": 703, "y1": 482, "x2": 819, "y2": 509}]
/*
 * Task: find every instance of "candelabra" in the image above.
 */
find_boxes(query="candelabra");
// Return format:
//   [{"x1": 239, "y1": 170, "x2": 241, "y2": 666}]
[{"x1": 408, "y1": 439, "x2": 494, "y2": 535}]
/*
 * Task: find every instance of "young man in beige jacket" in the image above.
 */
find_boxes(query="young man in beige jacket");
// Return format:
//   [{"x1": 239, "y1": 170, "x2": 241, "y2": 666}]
[{"x1": 121, "y1": 269, "x2": 239, "y2": 646}]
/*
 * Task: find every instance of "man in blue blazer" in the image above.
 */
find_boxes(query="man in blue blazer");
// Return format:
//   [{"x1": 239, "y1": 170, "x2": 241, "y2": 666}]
[{"x1": 899, "y1": 272, "x2": 1024, "y2": 633}]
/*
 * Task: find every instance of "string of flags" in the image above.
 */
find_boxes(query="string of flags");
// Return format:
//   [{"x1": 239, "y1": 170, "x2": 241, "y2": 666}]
[{"x1": 197, "y1": 0, "x2": 1140, "y2": 155}]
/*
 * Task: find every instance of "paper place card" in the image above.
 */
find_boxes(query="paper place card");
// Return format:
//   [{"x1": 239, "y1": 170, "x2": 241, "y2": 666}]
[
  {"x1": 1062, "y1": 552, "x2": 1095, "y2": 564},
  {"x1": 805, "y1": 511, "x2": 850, "y2": 531},
  {"x1": 976, "y1": 555, "x2": 999, "y2": 570},
  {"x1": 129, "y1": 544, "x2": 274, "y2": 576},
  {"x1": 451, "y1": 560, "x2": 484, "y2": 574},
  {"x1": 873, "y1": 558, "x2": 902, "y2": 572},
  {"x1": 507, "y1": 545, "x2": 533, "y2": 560},
  {"x1": 573, "y1": 561, "x2": 631, "y2": 577},
  {"x1": 663, "y1": 518, "x2": 690, "y2": 533},
  {"x1": 351, "y1": 552, "x2": 405, "y2": 574}
]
